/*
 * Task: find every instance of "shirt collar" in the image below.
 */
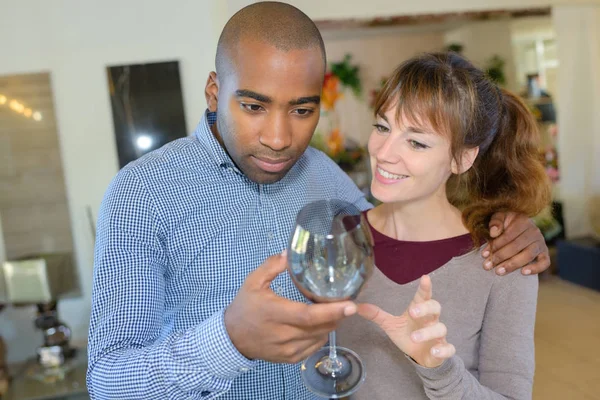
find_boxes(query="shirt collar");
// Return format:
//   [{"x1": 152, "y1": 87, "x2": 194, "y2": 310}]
[
  {"x1": 194, "y1": 110, "x2": 235, "y2": 168},
  {"x1": 193, "y1": 110, "x2": 300, "y2": 187}
]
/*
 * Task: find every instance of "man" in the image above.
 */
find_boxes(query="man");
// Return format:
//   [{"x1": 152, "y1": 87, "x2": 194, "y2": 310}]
[{"x1": 87, "y1": 2, "x2": 550, "y2": 399}]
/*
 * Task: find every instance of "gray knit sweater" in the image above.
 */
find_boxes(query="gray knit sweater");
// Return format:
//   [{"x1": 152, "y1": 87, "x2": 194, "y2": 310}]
[{"x1": 337, "y1": 248, "x2": 538, "y2": 399}]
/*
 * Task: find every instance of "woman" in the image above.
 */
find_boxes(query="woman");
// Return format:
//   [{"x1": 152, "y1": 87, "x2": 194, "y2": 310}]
[{"x1": 338, "y1": 52, "x2": 551, "y2": 399}]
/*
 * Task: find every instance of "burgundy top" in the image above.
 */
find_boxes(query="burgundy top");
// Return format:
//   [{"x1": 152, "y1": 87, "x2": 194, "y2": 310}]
[{"x1": 365, "y1": 214, "x2": 474, "y2": 284}]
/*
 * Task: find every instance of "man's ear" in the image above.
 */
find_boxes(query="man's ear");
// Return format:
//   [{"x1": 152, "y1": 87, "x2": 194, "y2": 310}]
[
  {"x1": 451, "y1": 146, "x2": 479, "y2": 174},
  {"x1": 205, "y1": 72, "x2": 219, "y2": 112}
]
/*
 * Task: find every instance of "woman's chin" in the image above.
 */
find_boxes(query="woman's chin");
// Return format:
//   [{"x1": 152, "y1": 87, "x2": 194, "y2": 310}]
[{"x1": 371, "y1": 187, "x2": 401, "y2": 204}]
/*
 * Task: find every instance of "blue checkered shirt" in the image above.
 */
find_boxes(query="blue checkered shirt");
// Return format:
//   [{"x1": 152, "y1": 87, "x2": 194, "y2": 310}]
[{"x1": 87, "y1": 110, "x2": 371, "y2": 399}]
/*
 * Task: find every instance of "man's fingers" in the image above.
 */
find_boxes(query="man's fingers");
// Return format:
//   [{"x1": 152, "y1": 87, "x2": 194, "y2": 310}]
[
  {"x1": 489, "y1": 214, "x2": 533, "y2": 253},
  {"x1": 413, "y1": 275, "x2": 432, "y2": 303},
  {"x1": 251, "y1": 252, "x2": 288, "y2": 289},
  {"x1": 491, "y1": 230, "x2": 544, "y2": 275},
  {"x1": 489, "y1": 226, "x2": 540, "y2": 266},
  {"x1": 276, "y1": 318, "x2": 339, "y2": 344},
  {"x1": 488, "y1": 217, "x2": 523, "y2": 254},
  {"x1": 289, "y1": 337, "x2": 329, "y2": 364},
  {"x1": 488, "y1": 212, "x2": 506, "y2": 238},
  {"x1": 286, "y1": 301, "x2": 356, "y2": 328},
  {"x1": 271, "y1": 335, "x2": 329, "y2": 364},
  {"x1": 488, "y1": 211, "x2": 515, "y2": 238},
  {"x1": 493, "y1": 241, "x2": 544, "y2": 275},
  {"x1": 409, "y1": 299, "x2": 441, "y2": 320},
  {"x1": 521, "y1": 252, "x2": 551, "y2": 275},
  {"x1": 297, "y1": 321, "x2": 339, "y2": 337},
  {"x1": 357, "y1": 303, "x2": 394, "y2": 328},
  {"x1": 482, "y1": 243, "x2": 491, "y2": 259}
]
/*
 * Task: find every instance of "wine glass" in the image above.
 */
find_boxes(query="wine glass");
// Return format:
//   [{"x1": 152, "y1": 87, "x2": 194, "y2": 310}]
[{"x1": 287, "y1": 199, "x2": 375, "y2": 398}]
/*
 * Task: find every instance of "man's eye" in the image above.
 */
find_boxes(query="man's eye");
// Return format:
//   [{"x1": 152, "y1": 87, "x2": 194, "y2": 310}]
[
  {"x1": 294, "y1": 108, "x2": 314, "y2": 116},
  {"x1": 242, "y1": 103, "x2": 263, "y2": 112}
]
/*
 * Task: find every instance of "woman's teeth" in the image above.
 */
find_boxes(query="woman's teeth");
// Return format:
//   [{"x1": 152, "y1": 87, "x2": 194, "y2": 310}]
[{"x1": 378, "y1": 167, "x2": 408, "y2": 180}]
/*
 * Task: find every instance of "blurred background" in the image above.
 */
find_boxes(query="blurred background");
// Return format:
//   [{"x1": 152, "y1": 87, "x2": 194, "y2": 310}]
[{"x1": 1, "y1": 1, "x2": 599, "y2": 399}]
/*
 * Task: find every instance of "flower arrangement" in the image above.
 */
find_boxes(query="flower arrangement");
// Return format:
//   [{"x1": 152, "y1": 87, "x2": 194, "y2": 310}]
[
  {"x1": 530, "y1": 109, "x2": 562, "y2": 241},
  {"x1": 311, "y1": 54, "x2": 366, "y2": 171},
  {"x1": 527, "y1": 101, "x2": 560, "y2": 184},
  {"x1": 543, "y1": 125, "x2": 560, "y2": 184},
  {"x1": 532, "y1": 206, "x2": 563, "y2": 242},
  {"x1": 321, "y1": 72, "x2": 343, "y2": 112}
]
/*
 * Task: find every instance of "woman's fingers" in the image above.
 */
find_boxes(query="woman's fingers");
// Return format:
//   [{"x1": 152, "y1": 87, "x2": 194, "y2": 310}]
[
  {"x1": 411, "y1": 322, "x2": 447, "y2": 343},
  {"x1": 412, "y1": 275, "x2": 432, "y2": 304},
  {"x1": 430, "y1": 342, "x2": 456, "y2": 359},
  {"x1": 409, "y1": 299, "x2": 441, "y2": 320},
  {"x1": 357, "y1": 303, "x2": 394, "y2": 329}
]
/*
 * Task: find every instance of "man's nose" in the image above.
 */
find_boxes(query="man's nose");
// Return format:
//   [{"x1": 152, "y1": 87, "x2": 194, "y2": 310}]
[{"x1": 259, "y1": 113, "x2": 292, "y2": 151}]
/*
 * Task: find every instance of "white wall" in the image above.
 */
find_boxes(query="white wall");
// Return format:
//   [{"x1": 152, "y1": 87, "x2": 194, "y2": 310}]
[
  {"x1": 0, "y1": 0, "x2": 227, "y2": 363},
  {"x1": 553, "y1": 4, "x2": 600, "y2": 238},
  {"x1": 444, "y1": 19, "x2": 519, "y2": 92},
  {"x1": 323, "y1": 29, "x2": 445, "y2": 144},
  {"x1": 511, "y1": 16, "x2": 555, "y2": 39}
]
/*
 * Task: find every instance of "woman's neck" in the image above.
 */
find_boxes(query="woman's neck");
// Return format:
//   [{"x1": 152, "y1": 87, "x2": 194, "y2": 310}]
[{"x1": 368, "y1": 193, "x2": 469, "y2": 242}]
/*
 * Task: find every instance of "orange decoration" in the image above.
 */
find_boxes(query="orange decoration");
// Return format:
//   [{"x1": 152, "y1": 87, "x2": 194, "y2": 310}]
[
  {"x1": 321, "y1": 72, "x2": 343, "y2": 111},
  {"x1": 326, "y1": 128, "x2": 344, "y2": 157}
]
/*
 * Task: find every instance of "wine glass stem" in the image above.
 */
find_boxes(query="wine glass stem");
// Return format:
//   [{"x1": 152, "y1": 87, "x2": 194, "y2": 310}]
[
  {"x1": 329, "y1": 331, "x2": 337, "y2": 360},
  {"x1": 324, "y1": 331, "x2": 343, "y2": 374}
]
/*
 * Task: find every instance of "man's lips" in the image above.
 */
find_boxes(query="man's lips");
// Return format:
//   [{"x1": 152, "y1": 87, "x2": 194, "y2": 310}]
[{"x1": 251, "y1": 156, "x2": 291, "y2": 173}]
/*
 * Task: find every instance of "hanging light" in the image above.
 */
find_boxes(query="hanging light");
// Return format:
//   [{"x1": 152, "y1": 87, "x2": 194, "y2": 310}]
[
  {"x1": 10, "y1": 100, "x2": 24, "y2": 113},
  {"x1": 2, "y1": 95, "x2": 43, "y2": 121}
]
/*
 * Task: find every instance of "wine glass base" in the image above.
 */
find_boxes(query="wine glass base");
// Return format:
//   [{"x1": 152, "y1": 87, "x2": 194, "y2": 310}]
[{"x1": 300, "y1": 346, "x2": 365, "y2": 398}]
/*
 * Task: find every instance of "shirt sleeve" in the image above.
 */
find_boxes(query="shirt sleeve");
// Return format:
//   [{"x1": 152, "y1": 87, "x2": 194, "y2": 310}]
[
  {"x1": 87, "y1": 170, "x2": 255, "y2": 400},
  {"x1": 411, "y1": 272, "x2": 538, "y2": 399}
]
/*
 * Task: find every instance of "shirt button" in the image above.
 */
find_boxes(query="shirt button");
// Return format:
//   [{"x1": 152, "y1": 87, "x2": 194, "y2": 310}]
[
  {"x1": 267, "y1": 232, "x2": 274, "y2": 239},
  {"x1": 239, "y1": 367, "x2": 249, "y2": 372},
  {"x1": 275, "y1": 284, "x2": 284, "y2": 296}
]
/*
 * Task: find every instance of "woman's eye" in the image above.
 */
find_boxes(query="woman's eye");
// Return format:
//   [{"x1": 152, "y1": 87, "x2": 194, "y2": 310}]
[
  {"x1": 373, "y1": 124, "x2": 389, "y2": 134},
  {"x1": 409, "y1": 139, "x2": 429, "y2": 150}
]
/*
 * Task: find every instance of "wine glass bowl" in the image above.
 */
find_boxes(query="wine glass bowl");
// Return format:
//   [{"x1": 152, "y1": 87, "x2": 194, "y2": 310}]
[
  {"x1": 287, "y1": 199, "x2": 375, "y2": 398},
  {"x1": 288, "y1": 199, "x2": 374, "y2": 303}
]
